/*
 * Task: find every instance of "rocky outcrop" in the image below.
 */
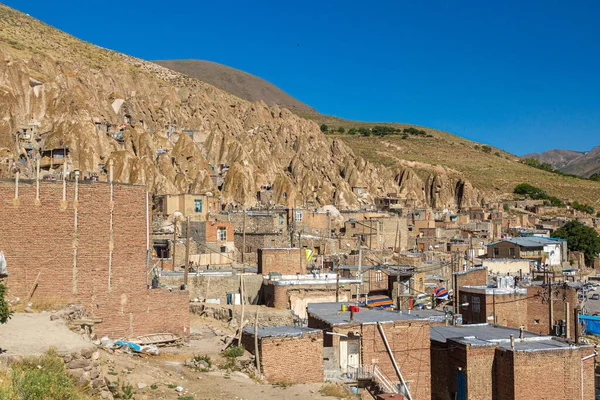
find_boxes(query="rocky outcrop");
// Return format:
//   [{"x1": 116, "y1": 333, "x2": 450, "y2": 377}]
[{"x1": 0, "y1": 4, "x2": 485, "y2": 209}]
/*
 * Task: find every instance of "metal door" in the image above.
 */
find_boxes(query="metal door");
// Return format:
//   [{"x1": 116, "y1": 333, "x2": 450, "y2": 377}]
[{"x1": 457, "y1": 369, "x2": 466, "y2": 400}]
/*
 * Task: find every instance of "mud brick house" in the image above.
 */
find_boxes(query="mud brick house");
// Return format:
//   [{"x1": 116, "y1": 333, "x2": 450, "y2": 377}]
[
  {"x1": 257, "y1": 248, "x2": 306, "y2": 275},
  {"x1": 153, "y1": 193, "x2": 219, "y2": 219},
  {"x1": 224, "y1": 210, "x2": 289, "y2": 263},
  {"x1": 343, "y1": 219, "x2": 385, "y2": 250},
  {"x1": 290, "y1": 208, "x2": 331, "y2": 236},
  {"x1": 0, "y1": 177, "x2": 189, "y2": 338},
  {"x1": 486, "y1": 237, "x2": 567, "y2": 266},
  {"x1": 241, "y1": 326, "x2": 324, "y2": 384},
  {"x1": 307, "y1": 302, "x2": 433, "y2": 399},
  {"x1": 182, "y1": 220, "x2": 236, "y2": 261},
  {"x1": 262, "y1": 273, "x2": 358, "y2": 319},
  {"x1": 430, "y1": 324, "x2": 595, "y2": 400}
]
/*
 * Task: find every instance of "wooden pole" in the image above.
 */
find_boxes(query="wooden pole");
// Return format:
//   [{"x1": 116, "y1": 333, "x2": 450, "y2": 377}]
[
  {"x1": 241, "y1": 210, "x2": 246, "y2": 264},
  {"x1": 238, "y1": 274, "x2": 246, "y2": 343},
  {"x1": 335, "y1": 261, "x2": 340, "y2": 303},
  {"x1": 394, "y1": 219, "x2": 400, "y2": 252},
  {"x1": 254, "y1": 306, "x2": 261, "y2": 376},
  {"x1": 565, "y1": 301, "x2": 570, "y2": 339},
  {"x1": 184, "y1": 216, "x2": 190, "y2": 287},
  {"x1": 172, "y1": 220, "x2": 177, "y2": 271},
  {"x1": 548, "y1": 282, "x2": 554, "y2": 335}
]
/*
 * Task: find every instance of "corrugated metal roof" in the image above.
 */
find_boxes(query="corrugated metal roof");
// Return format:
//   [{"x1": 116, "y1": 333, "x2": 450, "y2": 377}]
[{"x1": 307, "y1": 302, "x2": 441, "y2": 326}]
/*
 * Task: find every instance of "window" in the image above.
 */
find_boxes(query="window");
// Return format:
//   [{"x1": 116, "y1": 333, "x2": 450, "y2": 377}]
[
  {"x1": 220, "y1": 246, "x2": 227, "y2": 253},
  {"x1": 376, "y1": 272, "x2": 382, "y2": 282},
  {"x1": 217, "y1": 227, "x2": 227, "y2": 241},
  {"x1": 194, "y1": 199, "x2": 203, "y2": 213},
  {"x1": 295, "y1": 211, "x2": 303, "y2": 222},
  {"x1": 493, "y1": 248, "x2": 499, "y2": 257},
  {"x1": 472, "y1": 297, "x2": 480, "y2": 313},
  {"x1": 509, "y1": 248, "x2": 515, "y2": 257},
  {"x1": 279, "y1": 215, "x2": 284, "y2": 225},
  {"x1": 357, "y1": 188, "x2": 363, "y2": 195}
]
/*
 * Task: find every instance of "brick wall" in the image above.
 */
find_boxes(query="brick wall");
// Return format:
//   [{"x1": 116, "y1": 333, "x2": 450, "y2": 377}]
[
  {"x1": 241, "y1": 330, "x2": 324, "y2": 384},
  {"x1": 0, "y1": 179, "x2": 189, "y2": 338},
  {"x1": 495, "y1": 347, "x2": 594, "y2": 400},
  {"x1": 455, "y1": 267, "x2": 488, "y2": 287},
  {"x1": 257, "y1": 248, "x2": 306, "y2": 275},
  {"x1": 360, "y1": 321, "x2": 431, "y2": 400},
  {"x1": 525, "y1": 285, "x2": 578, "y2": 338}
]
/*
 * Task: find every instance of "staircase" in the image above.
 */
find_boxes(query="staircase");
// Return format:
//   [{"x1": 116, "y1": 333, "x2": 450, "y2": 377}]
[{"x1": 349, "y1": 364, "x2": 399, "y2": 395}]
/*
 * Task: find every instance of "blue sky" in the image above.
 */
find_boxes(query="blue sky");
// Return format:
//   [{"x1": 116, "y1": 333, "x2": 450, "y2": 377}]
[{"x1": 4, "y1": 0, "x2": 600, "y2": 155}]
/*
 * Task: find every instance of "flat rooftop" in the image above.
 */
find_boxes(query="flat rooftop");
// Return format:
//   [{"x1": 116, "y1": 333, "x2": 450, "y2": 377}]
[
  {"x1": 307, "y1": 302, "x2": 443, "y2": 326},
  {"x1": 242, "y1": 326, "x2": 321, "y2": 339},
  {"x1": 431, "y1": 324, "x2": 581, "y2": 351}
]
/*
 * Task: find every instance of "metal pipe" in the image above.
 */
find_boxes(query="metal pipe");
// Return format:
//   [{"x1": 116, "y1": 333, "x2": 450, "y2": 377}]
[
  {"x1": 581, "y1": 351, "x2": 598, "y2": 400},
  {"x1": 377, "y1": 322, "x2": 412, "y2": 400}
]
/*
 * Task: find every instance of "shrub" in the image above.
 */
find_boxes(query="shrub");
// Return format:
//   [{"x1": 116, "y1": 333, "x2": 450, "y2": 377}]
[
  {"x1": 4, "y1": 351, "x2": 93, "y2": 400},
  {"x1": 494, "y1": 152, "x2": 501, "y2": 157},
  {"x1": 0, "y1": 281, "x2": 13, "y2": 324},
  {"x1": 222, "y1": 345, "x2": 245, "y2": 359},
  {"x1": 514, "y1": 183, "x2": 547, "y2": 200},
  {"x1": 193, "y1": 354, "x2": 212, "y2": 368},
  {"x1": 320, "y1": 124, "x2": 328, "y2": 132},
  {"x1": 337, "y1": 127, "x2": 345, "y2": 133},
  {"x1": 319, "y1": 383, "x2": 350, "y2": 398},
  {"x1": 347, "y1": 128, "x2": 357, "y2": 135},
  {"x1": 481, "y1": 145, "x2": 492, "y2": 153},
  {"x1": 358, "y1": 127, "x2": 371, "y2": 136}
]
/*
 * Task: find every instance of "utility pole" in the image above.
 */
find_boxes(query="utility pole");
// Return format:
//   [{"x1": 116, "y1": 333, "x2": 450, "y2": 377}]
[
  {"x1": 396, "y1": 267, "x2": 401, "y2": 311},
  {"x1": 565, "y1": 301, "x2": 570, "y2": 339},
  {"x1": 184, "y1": 216, "x2": 190, "y2": 286},
  {"x1": 172, "y1": 219, "x2": 177, "y2": 271},
  {"x1": 327, "y1": 211, "x2": 331, "y2": 240},
  {"x1": 254, "y1": 305, "x2": 261, "y2": 376},
  {"x1": 574, "y1": 305, "x2": 580, "y2": 344},
  {"x1": 357, "y1": 243, "x2": 362, "y2": 301},
  {"x1": 548, "y1": 280, "x2": 554, "y2": 335},
  {"x1": 298, "y1": 231, "x2": 303, "y2": 272},
  {"x1": 394, "y1": 219, "x2": 400, "y2": 253},
  {"x1": 241, "y1": 210, "x2": 246, "y2": 263},
  {"x1": 335, "y1": 260, "x2": 340, "y2": 303}
]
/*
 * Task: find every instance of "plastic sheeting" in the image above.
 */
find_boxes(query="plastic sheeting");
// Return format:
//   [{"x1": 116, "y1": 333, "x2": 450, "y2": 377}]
[
  {"x1": 0, "y1": 251, "x2": 7, "y2": 278},
  {"x1": 579, "y1": 314, "x2": 600, "y2": 336}
]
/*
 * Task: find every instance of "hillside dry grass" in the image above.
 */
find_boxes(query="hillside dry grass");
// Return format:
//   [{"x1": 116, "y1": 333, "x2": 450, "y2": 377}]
[{"x1": 297, "y1": 113, "x2": 600, "y2": 205}]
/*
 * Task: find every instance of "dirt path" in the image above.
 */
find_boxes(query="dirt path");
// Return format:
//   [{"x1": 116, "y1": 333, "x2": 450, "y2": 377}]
[
  {"x1": 0, "y1": 313, "x2": 91, "y2": 358},
  {"x1": 99, "y1": 315, "x2": 345, "y2": 399}
]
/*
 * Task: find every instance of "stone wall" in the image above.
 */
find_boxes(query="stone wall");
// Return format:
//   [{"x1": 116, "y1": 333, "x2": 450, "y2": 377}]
[
  {"x1": 59, "y1": 346, "x2": 112, "y2": 399},
  {"x1": 0, "y1": 179, "x2": 189, "y2": 338},
  {"x1": 160, "y1": 273, "x2": 263, "y2": 305}
]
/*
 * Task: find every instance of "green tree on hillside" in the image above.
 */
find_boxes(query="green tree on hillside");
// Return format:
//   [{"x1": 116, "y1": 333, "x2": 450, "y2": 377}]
[
  {"x1": 320, "y1": 124, "x2": 328, "y2": 132},
  {"x1": 552, "y1": 221, "x2": 600, "y2": 267},
  {"x1": 337, "y1": 127, "x2": 345, "y2": 133}
]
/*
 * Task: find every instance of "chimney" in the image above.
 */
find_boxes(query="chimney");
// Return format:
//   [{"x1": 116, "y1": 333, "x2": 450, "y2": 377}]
[{"x1": 510, "y1": 334, "x2": 515, "y2": 350}]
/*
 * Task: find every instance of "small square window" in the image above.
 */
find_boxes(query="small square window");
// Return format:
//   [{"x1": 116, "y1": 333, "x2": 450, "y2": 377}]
[
  {"x1": 217, "y1": 227, "x2": 227, "y2": 241},
  {"x1": 295, "y1": 211, "x2": 303, "y2": 222},
  {"x1": 194, "y1": 199, "x2": 203, "y2": 213}
]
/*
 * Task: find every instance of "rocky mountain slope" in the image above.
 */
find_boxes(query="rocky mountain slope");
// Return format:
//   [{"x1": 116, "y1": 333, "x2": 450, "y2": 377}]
[
  {"x1": 524, "y1": 147, "x2": 600, "y2": 178},
  {"x1": 0, "y1": 3, "x2": 486, "y2": 209},
  {"x1": 1, "y1": 3, "x2": 598, "y2": 209},
  {"x1": 153, "y1": 60, "x2": 315, "y2": 113}
]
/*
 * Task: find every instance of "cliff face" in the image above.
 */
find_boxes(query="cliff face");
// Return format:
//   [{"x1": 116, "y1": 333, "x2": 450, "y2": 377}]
[{"x1": 0, "y1": 4, "x2": 485, "y2": 209}]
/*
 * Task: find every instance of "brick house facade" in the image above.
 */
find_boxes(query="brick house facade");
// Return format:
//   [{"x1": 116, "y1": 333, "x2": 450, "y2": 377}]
[
  {"x1": 257, "y1": 248, "x2": 306, "y2": 275},
  {"x1": 241, "y1": 326, "x2": 324, "y2": 384},
  {"x1": 0, "y1": 179, "x2": 189, "y2": 338}
]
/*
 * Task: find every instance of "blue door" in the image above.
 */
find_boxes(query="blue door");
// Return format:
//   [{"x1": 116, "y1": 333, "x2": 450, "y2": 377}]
[{"x1": 457, "y1": 369, "x2": 466, "y2": 400}]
